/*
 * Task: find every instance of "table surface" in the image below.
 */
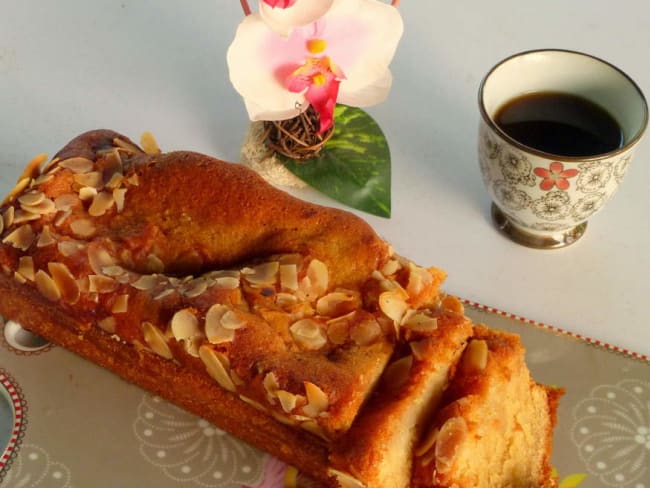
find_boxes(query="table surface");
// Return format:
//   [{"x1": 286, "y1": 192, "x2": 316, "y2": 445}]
[{"x1": 0, "y1": 0, "x2": 648, "y2": 358}]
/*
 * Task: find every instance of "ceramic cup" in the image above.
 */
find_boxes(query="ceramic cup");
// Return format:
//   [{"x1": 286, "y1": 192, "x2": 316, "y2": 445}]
[{"x1": 478, "y1": 49, "x2": 648, "y2": 249}]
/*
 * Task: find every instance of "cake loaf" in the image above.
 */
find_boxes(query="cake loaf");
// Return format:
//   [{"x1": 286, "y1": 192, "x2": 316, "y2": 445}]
[{"x1": 0, "y1": 130, "x2": 560, "y2": 487}]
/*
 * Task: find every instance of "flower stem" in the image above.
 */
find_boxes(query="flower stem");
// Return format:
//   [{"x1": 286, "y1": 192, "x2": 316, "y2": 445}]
[{"x1": 240, "y1": 0, "x2": 251, "y2": 16}]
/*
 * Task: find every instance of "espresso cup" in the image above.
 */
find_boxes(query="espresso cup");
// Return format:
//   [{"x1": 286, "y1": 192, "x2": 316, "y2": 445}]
[{"x1": 478, "y1": 49, "x2": 648, "y2": 249}]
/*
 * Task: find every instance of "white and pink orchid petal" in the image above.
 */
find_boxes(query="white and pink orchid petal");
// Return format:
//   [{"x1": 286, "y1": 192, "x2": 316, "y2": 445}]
[
  {"x1": 338, "y1": 69, "x2": 392, "y2": 107},
  {"x1": 259, "y1": 0, "x2": 335, "y2": 36},
  {"x1": 227, "y1": 14, "x2": 308, "y2": 121},
  {"x1": 262, "y1": 0, "x2": 298, "y2": 8},
  {"x1": 244, "y1": 97, "x2": 305, "y2": 122},
  {"x1": 324, "y1": 0, "x2": 403, "y2": 103}
]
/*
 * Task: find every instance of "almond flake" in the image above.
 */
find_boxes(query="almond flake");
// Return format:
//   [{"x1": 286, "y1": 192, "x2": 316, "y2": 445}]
[
  {"x1": 131, "y1": 274, "x2": 159, "y2": 291},
  {"x1": 32, "y1": 172, "x2": 54, "y2": 186},
  {"x1": 0, "y1": 212, "x2": 3, "y2": 234},
  {"x1": 182, "y1": 279, "x2": 207, "y2": 298},
  {"x1": 111, "y1": 294, "x2": 129, "y2": 313},
  {"x1": 406, "y1": 262, "x2": 433, "y2": 299},
  {"x1": 243, "y1": 261, "x2": 279, "y2": 286},
  {"x1": 4, "y1": 177, "x2": 31, "y2": 205},
  {"x1": 140, "y1": 131, "x2": 161, "y2": 155},
  {"x1": 54, "y1": 209, "x2": 72, "y2": 227},
  {"x1": 104, "y1": 149, "x2": 123, "y2": 175},
  {"x1": 88, "y1": 246, "x2": 116, "y2": 274},
  {"x1": 316, "y1": 291, "x2": 358, "y2": 317},
  {"x1": 154, "y1": 288, "x2": 176, "y2": 300},
  {"x1": 18, "y1": 153, "x2": 47, "y2": 181},
  {"x1": 379, "y1": 290, "x2": 409, "y2": 324},
  {"x1": 49, "y1": 262, "x2": 80, "y2": 304},
  {"x1": 17, "y1": 256, "x2": 35, "y2": 281},
  {"x1": 105, "y1": 172, "x2": 123, "y2": 189},
  {"x1": 12, "y1": 209, "x2": 41, "y2": 224},
  {"x1": 290, "y1": 318, "x2": 327, "y2": 350},
  {"x1": 18, "y1": 191, "x2": 45, "y2": 207},
  {"x1": 199, "y1": 345, "x2": 236, "y2": 392},
  {"x1": 127, "y1": 174, "x2": 139, "y2": 186},
  {"x1": 276, "y1": 390, "x2": 299, "y2": 413},
  {"x1": 142, "y1": 322, "x2": 174, "y2": 360},
  {"x1": 205, "y1": 304, "x2": 230, "y2": 343},
  {"x1": 213, "y1": 276, "x2": 240, "y2": 289},
  {"x1": 275, "y1": 292, "x2": 298, "y2": 308},
  {"x1": 3, "y1": 225, "x2": 35, "y2": 251},
  {"x1": 70, "y1": 219, "x2": 96, "y2": 238},
  {"x1": 220, "y1": 310, "x2": 246, "y2": 330},
  {"x1": 88, "y1": 191, "x2": 114, "y2": 217},
  {"x1": 350, "y1": 318, "x2": 382, "y2": 346},
  {"x1": 2, "y1": 206, "x2": 15, "y2": 229},
  {"x1": 78, "y1": 187, "x2": 97, "y2": 201},
  {"x1": 171, "y1": 308, "x2": 200, "y2": 341},
  {"x1": 57, "y1": 239, "x2": 84, "y2": 256},
  {"x1": 98, "y1": 317, "x2": 117, "y2": 334},
  {"x1": 13, "y1": 272, "x2": 26, "y2": 284},
  {"x1": 89, "y1": 275, "x2": 118, "y2": 294},
  {"x1": 21, "y1": 197, "x2": 56, "y2": 216},
  {"x1": 263, "y1": 372, "x2": 280, "y2": 400},
  {"x1": 327, "y1": 469, "x2": 366, "y2": 488},
  {"x1": 401, "y1": 310, "x2": 438, "y2": 332},
  {"x1": 73, "y1": 171, "x2": 103, "y2": 189},
  {"x1": 59, "y1": 157, "x2": 94, "y2": 173},
  {"x1": 382, "y1": 355, "x2": 413, "y2": 391},
  {"x1": 462, "y1": 339, "x2": 489, "y2": 371},
  {"x1": 303, "y1": 382, "x2": 329, "y2": 418},
  {"x1": 409, "y1": 339, "x2": 430, "y2": 361},
  {"x1": 113, "y1": 138, "x2": 142, "y2": 154},
  {"x1": 279, "y1": 264, "x2": 298, "y2": 291},
  {"x1": 113, "y1": 188, "x2": 127, "y2": 212},
  {"x1": 299, "y1": 259, "x2": 329, "y2": 300},
  {"x1": 381, "y1": 259, "x2": 401, "y2": 276},
  {"x1": 435, "y1": 417, "x2": 468, "y2": 474},
  {"x1": 35, "y1": 269, "x2": 61, "y2": 302}
]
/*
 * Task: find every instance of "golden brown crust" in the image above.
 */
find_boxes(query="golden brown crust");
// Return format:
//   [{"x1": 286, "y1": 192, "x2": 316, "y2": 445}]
[{"x1": 0, "y1": 131, "x2": 561, "y2": 488}]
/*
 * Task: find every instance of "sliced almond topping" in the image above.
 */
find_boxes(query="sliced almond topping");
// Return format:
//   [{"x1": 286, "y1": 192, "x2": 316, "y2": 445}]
[
  {"x1": 290, "y1": 318, "x2": 327, "y2": 350},
  {"x1": 70, "y1": 219, "x2": 96, "y2": 238},
  {"x1": 299, "y1": 259, "x2": 329, "y2": 300},
  {"x1": 112, "y1": 294, "x2": 129, "y2": 313},
  {"x1": 409, "y1": 339, "x2": 430, "y2": 361},
  {"x1": 131, "y1": 274, "x2": 160, "y2": 291},
  {"x1": 18, "y1": 153, "x2": 47, "y2": 181},
  {"x1": 12, "y1": 209, "x2": 41, "y2": 224},
  {"x1": 36, "y1": 225, "x2": 55, "y2": 247},
  {"x1": 32, "y1": 172, "x2": 54, "y2": 186},
  {"x1": 154, "y1": 288, "x2": 176, "y2": 300},
  {"x1": 78, "y1": 187, "x2": 97, "y2": 202},
  {"x1": 21, "y1": 197, "x2": 56, "y2": 216},
  {"x1": 35, "y1": 269, "x2": 61, "y2": 302},
  {"x1": 101, "y1": 265, "x2": 126, "y2": 277},
  {"x1": 198, "y1": 345, "x2": 236, "y2": 392},
  {"x1": 49, "y1": 262, "x2": 80, "y2": 304},
  {"x1": 401, "y1": 310, "x2": 438, "y2": 332},
  {"x1": 326, "y1": 316, "x2": 350, "y2": 345},
  {"x1": 441, "y1": 295, "x2": 464, "y2": 314},
  {"x1": 4, "y1": 177, "x2": 31, "y2": 205},
  {"x1": 98, "y1": 317, "x2": 117, "y2": 334},
  {"x1": 104, "y1": 149, "x2": 123, "y2": 175},
  {"x1": 381, "y1": 259, "x2": 402, "y2": 277},
  {"x1": 113, "y1": 138, "x2": 142, "y2": 154},
  {"x1": 140, "y1": 131, "x2": 161, "y2": 155},
  {"x1": 73, "y1": 171, "x2": 103, "y2": 189},
  {"x1": 127, "y1": 174, "x2": 140, "y2": 186},
  {"x1": 143, "y1": 253, "x2": 164, "y2": 273},
  {"x1": 221, "y1": 310, "x2": 246, "y2": 330},
  {"x1": 171, "y1": 308, "x2": 200, "y2": 341},
  {"x1": 57, "y1": 239, "x2": 84, "y2": 256},
  {"x1": 407, "y1": 262, "x2": 433, "y2": 299},
  {"x1": 182, "y1": 279, "x2": 207, "y2": 298},
  {"x1": 316, "y1": 291, "x2": 358, "y2": 317},
  {"x1": 435, "y1": 417, "x2": 468, "y2": 474},
  {"x1": 0, "y1": 212, "x2": 3, "y2": 234},
  {"x1": 88, "y1": 275, "x2": 118, "y2": 294},
  {"x1": 59, "y1": 157, "x2": 94, "y2": 173},
  {"x1": 239, "y1": 395, "x2": 267, "y2": 412},
  {"x1": 416, "y1": 427, "x2": 439, "y2": 458},
  {"x1": 88, "y1": 191, "x2": 114, "y2": 217},
  {"x1": 54, "y1": 209, "x2": 72, "y2": 227},
  {"x1": 279, "y1": 264, "x2": 298, "y2": 291},
  {"x1": 379, "y1": 290, "x2": 409, "y2": 324},
  {"x1": 3, "y1": 225, "x2": 35, "y2": 251},
  {"x1": 263, "y1": 372, "x2": 280, "y2": 400},
  {"x1": 242, "y1": 261, "x2": 279, "y2": 286},
  {"x1": 3, "y1": 206, "x2": 15, "y2": 229},
  {"x1": 350, "y1": 318, "x2": 382, "y2": 346},
  {"x1": 275, "y1": 292, "x2": 298, "y2": 309},
  {"x1": 17, "y1": 256, "x2": 34, "y2": 281},
  {"x1": 142, "y1": 322, "x2": 174, "y2": 360},
  {"x1": 88, "y1": 247, "x2": 116, "y2": 274},
  {"x1": 462, "y1": 339, "x2": 488, "y2": 371},
  {"x1": 18, "y1": 191, "x2": 45, "y2": 207},
  {"x1": 205, "y1": 304, "x2": 233, "y2": 344},
  {"x1": 300, "y1": 420, "x2": 329, "y2": 441},
  {"x1": 54, "y1": 194, "x2": 79, "y2": 211},
  {"x1": 105, "y1": 172, "x2": 123, "y2": 189},
  {"x1": 13, "y1": 272, "x2": 27, "y2": 284},
  {"x1": 213, "y1": 276, "x2": 240, "y2": 289},
  {"x1": 303, "y1": 382, "x2": 329, "y2": 418},
  {"x1": 327, "y1": 469, "x2": 366, "y2": 488},
  {"x1": 109, "y1": 188, "x2": 126, "y2": 213},
  {"x1": 276, "y1": 390, "x2": 299, "y2": 413},
  {"x1": 382, "y1": 355, "x2": 413, "y2": 392}
]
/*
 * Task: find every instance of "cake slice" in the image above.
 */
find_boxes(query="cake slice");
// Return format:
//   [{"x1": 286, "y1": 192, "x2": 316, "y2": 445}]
[{"x1": 411, "y1": 325, "x2": 562, "y2": 488}]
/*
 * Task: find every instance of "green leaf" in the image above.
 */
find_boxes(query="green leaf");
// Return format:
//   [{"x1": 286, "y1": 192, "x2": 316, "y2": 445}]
[
  {"x1": 559, "y1": 473, "x2": 588, "y2": 488},
  {"x1": 281, "y1": 105, "x2": 391, "y2": 218}
]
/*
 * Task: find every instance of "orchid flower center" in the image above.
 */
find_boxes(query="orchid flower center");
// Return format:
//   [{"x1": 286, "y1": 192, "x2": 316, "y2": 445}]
[{"x1": 306, "y1": 38, "x2": 327, "y2": 54}]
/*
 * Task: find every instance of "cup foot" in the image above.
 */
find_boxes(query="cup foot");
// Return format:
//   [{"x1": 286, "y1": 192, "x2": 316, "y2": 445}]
[{"x1": 491, "y1": 204, "x2": 587, "y2": 249}]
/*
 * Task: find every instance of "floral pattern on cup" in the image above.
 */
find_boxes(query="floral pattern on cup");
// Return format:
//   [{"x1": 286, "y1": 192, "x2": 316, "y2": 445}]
[
  {"x1": 571, "y1": 379, "x2": 650, "y2": 486},
  {"x1": 533, "y1": 162, "x2": 579, "y2": 191},
  {"x1": 133, "y1": 394, "x2": 267, "y2": 487},
  {"x1": 478, "y1": 123, "x2": 636, "y2": 235}
]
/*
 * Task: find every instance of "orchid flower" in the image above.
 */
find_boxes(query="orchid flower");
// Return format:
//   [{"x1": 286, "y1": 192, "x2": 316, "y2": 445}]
[
  {"x1": 227, "y1": 0, "x2": 403, "y2": 134},
  {"x1": 259, "y1": 0, "x2": 335, "y2": 37}
]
